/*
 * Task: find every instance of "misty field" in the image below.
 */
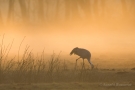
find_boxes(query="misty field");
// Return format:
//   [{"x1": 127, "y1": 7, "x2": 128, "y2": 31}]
[
  {"x1": 0, "y1": 0, "x2": 135, "y2": 89},
  {"x1": 0, "y1": 36, "x2": 135, "y2": 90}
]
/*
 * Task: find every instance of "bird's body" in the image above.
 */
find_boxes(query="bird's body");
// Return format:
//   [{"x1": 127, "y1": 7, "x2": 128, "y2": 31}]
[
  {"x1": 72, "y1": 48, "x2": 91, "y2": 60},
  {"x1": 70, "y1": 47, "x2": 94, "y2": 69}
]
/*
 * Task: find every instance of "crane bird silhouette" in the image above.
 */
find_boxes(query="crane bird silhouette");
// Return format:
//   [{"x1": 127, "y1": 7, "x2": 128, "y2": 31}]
[{"x1": 70, "y1": 47, "x2": 94, "y2": 69}]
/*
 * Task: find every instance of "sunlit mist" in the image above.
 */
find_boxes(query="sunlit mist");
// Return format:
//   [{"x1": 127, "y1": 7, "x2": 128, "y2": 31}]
[{"x1": 0, "y1": 0, "x2": 135, "y2": 69}]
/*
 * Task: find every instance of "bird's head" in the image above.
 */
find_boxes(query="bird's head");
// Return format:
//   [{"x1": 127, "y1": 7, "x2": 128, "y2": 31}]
[{"x1": 70, "y1": 47, "x2": 78, "y2": 55}]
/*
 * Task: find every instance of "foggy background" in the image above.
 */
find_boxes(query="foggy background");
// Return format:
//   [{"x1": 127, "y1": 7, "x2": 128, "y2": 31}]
[{"x1": 0, "y1": 0, "x2": 135, "y2": 68}]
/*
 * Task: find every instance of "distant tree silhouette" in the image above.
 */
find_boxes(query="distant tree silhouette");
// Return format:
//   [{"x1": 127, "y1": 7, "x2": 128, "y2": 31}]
[
  {"x1": 71, "y1": 0, "x2": 81, "y2": 21},
  {"x1": 55, "y1": 0, "x2": 60, "y2": 21},
  {"x1": 38, "y1": 0, "x2": 44, "y2": 23},
  {"x1": 0, "y1": 0, "x2": 134, "y2": 26},
  {"x1": 101, "y1": 0, "x2": 105, "y2": 18},
  {"x1": 18, "y1": 0, "x2": 28, "y2": 23},
  {"x1": 121, "y1": 0, "x2": 128, "y2": 18},
  {"x1": 94, "y1": 0, "x2": 99, "y2": 19},
  {"x1": 7, "y1": 0, "x2": 15, "y2": 25},
  {"x1": 78, "y1": 0, "x2": 91, "y2": 20},
  {"x1": 0, "y1": 10, "x2": 3, "y2": 25},
  {"x1": 65, "y1": 0, "x2": 72, "y2": 21}
]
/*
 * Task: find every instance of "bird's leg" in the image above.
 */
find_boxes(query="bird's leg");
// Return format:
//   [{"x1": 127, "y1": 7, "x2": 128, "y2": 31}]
[
  {"x1": 90, "y1": 64, "x2": 94, "y2": 69},
  {"x1": 83, "y1": 59, "x2": 84, "y2": 64},
  {"x1": 76, "y1": 57, "x2": 81, "y2": 65},
  {"x1": 75, "y1": 57, "x2": 81, "y2": 70},
  {"x1": 89, "y1": 61, "x2": 94, "y2": 69},
  {"x1": 82, "y1": 59, "x2": 85, "y2": 70},
  {"x1": 76, "y1": 57, "x2": 81, "y2": 62}
]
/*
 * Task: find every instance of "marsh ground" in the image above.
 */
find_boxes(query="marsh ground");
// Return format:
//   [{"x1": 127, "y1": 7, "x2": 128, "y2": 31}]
[
  {"x1": 0, "y1": 69, "x2": 134, "y2": 90},
  {"x1": 0, "y1": 82, "x2": 134, "y2": 90}
]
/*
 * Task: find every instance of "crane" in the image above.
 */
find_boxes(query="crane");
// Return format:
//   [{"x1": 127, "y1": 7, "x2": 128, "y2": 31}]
[{"x1": 70, "y1": 47, "x2": 94, "y2": 69}]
